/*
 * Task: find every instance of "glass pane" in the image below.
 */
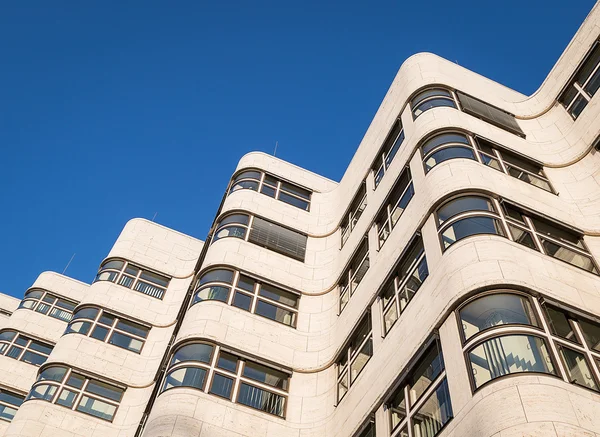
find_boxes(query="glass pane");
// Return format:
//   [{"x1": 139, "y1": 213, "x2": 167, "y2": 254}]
[
  {"x1": 437, "y1": 196, "x2": 495, "y2": 225},
  {"x1": 280, "y1": 182, "x2": 311, "y2": 200},
  {"x1": 193, "y1": 286, "x2": 230, "y2": 304},
  {"x1": 124, "y1": 264, "x2": 140, "y2": 276},
  {"x1": 35, "y1": 302, "x2": 50, "y2": 315},
  {"x1": 508, "y1": 225, "x2": 537, "y2": 250},
  {"x1": 217, "y1": 214, "x2": 249, "y2": 227},
  {"x1": 584, "y1": 66, "x2": 600, "y2": 96},
  {"x1": 139, "y1": 271, "x2": 169, "y2": 288},
  {"x1": 171, "y1": 343, "x2": 214, "y2": 365},
  {"x1": 542, "y1": 240, "x2": 597, "y2": 273},
  {"x1": 338, "y1": 371, "x2": 348, "y2": 401},
  {"x1": 76, "y1": 395, "x2": 117, "y2": 421},
  {"x1": 460, "y1": 293, "x2": 538, "y2": 341},
  {"x1": 260, "y1": 185, "x2": 277, "y2": 197},
  {"x1": 237, "y1": 275, "x2": 256, "y2": 292},
  {"x1": 412, "y1": 379, "x2": 453, "y2": 437},
  {"x1": 232, "y1": 292, "x2": 252, "y2": 311},
  {"x1": 570, "y1": 94, "x2": 588, "y2": 118},
  {"x1": 232, "y1": 170, "x2": 262, "y2": 183},
  {"x1": 411, "y1": 88, "x2": 453, "y2": 107},
  {"x1": 230, "y1": 180, "x2": 259, "y2": 193},
  {"x1": 441, "y1": 217, "x2": 504, "y2": 249},
  {"x1": 14, "y1": 336, "x2": 28, "y2": 346},
  {"x1": 38, "y1": 366, "x2": 67, "y2": 382},
  {"x1": 243, "y1": 361, "x2": 288, "y2": 390},
  {"x1": 66, "y1": 373, "x2": 85, "y2": 389},
  {"x1": 479, "y1": 153, "x2": 503, "y2": 171},
  {"x1": 163, "y1": 367, "x2": 207, "y2": 391},
  {"x1": 408, "y1": 344, "x2": 444, "y2": 405},
  {"x1": 278, "y1": 192, "x2": 310, "y2": 210},
  {"x1": 109, "y1": 332, "x2": 144, "y2": 353},
  {"x1": 532, "y1": 218, "x2": 584, "y2": 249},
  {"x1": 214, "y1": 226, "x2": 247, "y2": 241},
  {"x1": 198, "y1": 269, "x2": 234, "y2": 286},
  {"x1": 0, "y1": 390, "x2": 24, "y2": 406},
  {"x1": 413, "y1": 98, "x2": 456, "y2": 117},
  {"x1": 559, "y1": 346, "x2": 598, "y2": 390},
  {"x1": 350, "y1": 337, "x2": 372, "y2": 382},
  {"x1": 237, "y1": 383, "x2": 285, "y2": 417},
  {"x1": 65, "y1": 321, "x2": 92, "y2": 336},
  {"x1": 28, "y1": 340, "x2": 52, "y2": 355},
  {"x1": 19, "y1": 300, "x2": 36, "y2": 310},
  {"x1": 56, "y1": 388, "x2": 78, "y2": 407},
  {"x1": 259, "y1": 284, "x2": 298, "y2": 308},
  {"x1": 100, "y1": 260, "x2": 124, "y2": 271},
  {"x1": 543, "y1": 305, "x2": 580, "y2": 344},
  {"x1": 73, "y1": 308, "x2": 99, "y2": 321},
  {"x1": 27, "y1": 384, "x2": 57, "y2": 401},
  {"x1": 24, "y1": 290, "x2": 44, "y2": 300},
  {"x1": 384, "y1": 303, "x2": 399, "y2": 334},
  {"x1": 50, "y1": 307, "x2": 74, "y2": 322},
  {"x1": 425, "y1": 146, "x2": 475, "y2": 172},
  {"x1": 357, "y1": 421, "x2": 376, "y2": 437},
  {"x1": 469, "y1": 335, "x2": 555, "y2": 388},
  {"x1": 255, "y1": 300, "x2": 295, "y2": 326},
  {"x1": 390, "y1": 387, "x2": 407, "y2": 430},
  {"x1": 21, "y1": 351, "x2": 47, "y2": 366},
  {"x1": 217, "y1": 352, "x2": 238, "y2": 373},
  {"x1": 99, "y1": 313, "x2": 116, "y2": 326},
  {"x1": 0, "y1": 331, "x2": 15, "y2": 342},
  {"x1": 579, "y1": 319, "x2": 600, "y2": 352},
  {"x1": 209, "y1": 373, "x2": 234, "y2": 399},
  {"x1": 86, "y1": 380, "x2": 124, "y2": 402},
  {"x1": 115, "y1": 319, "x2": 148, "y2": 338},
  {"x1": 6, "y1": 346, "x2": 22, "y2": 359},
  {"x1": 398, "y1": 257, "x2": 428, "y2": 313},
  {"x1": 422, "y1": 132, "x2": 470, "y2": 156},
  {"x1": 95, "y1": 271, "x2": 119, "y2": 283},
  {"x1": 0, "y1": 404, "x2": 18, "y2": 421},
  {"x1": 91, "y1": 326, "x2": 109, "y2": 342}
]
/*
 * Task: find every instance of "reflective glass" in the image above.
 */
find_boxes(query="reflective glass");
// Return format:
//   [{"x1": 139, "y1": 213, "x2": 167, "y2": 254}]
[
  {"x1": 441, "y1": 217, "x2": 504, "y2": 249},
  {"x1": 209, "y1": 373, "x2": 234, "y2": 399},
  {"x1": 38, "y1": 366, "x2": 67, "y2": 382},
  {"x1": 163, "y1": 367, "x2": 207, "y2": 391},
  {"x1": 109, "y1": 331, "x2": 143, "y2": 353},
  {"x1": 412, "y1": 379, "x2": 453, "y2": 437},
  {"x1": 390, "y1": 387, "x2": 407, "y2": 430},
  {"x1": 425, "y1": 146, "x2": 475, "y2": 171},
  {"x1": 421, "y1": 132, "x2": 470, "y2": 156},
  {"x1": 194, "y1": 286, "x2": 230, "y2": 303},
  {"x1": 579, "y1": 319, "x2": 600, "y2": 352},
  {"x1": 541, "y1": 240, "x2": 598, "y2": 273},
  {"x1": 237, "y1": 383, "x2": 285, "y2": 416},
  {"x1": 243, "y1": 362, "x2": 288, "y2": 390},
  {"x1": 198, "y1": 269, "x2": 234, "y2": 286},
  {"x1": 437, "y1": 196, "x2": 495, "y2": 225},
  {"x1": 259, "y1": 284, "x2": 298, "y2": 308},
  {"x1": 543, "y1": 305, "x2": 580, "y2": 344},
  {"x1": 86, "y1": 380, "x2": 124, "y2": 402},
  {"x1": 171, "y1": 343, "x2": 213, "y2": 365},
  {"x1": 76, "y1": 395, "x2": 117, "y2": 420},
  {"x1": 558, "y1": 346, "x2": 598, "y2": 390},
  {"x1": 408, "y1": 344, "x2": 444, "y2": 405}
]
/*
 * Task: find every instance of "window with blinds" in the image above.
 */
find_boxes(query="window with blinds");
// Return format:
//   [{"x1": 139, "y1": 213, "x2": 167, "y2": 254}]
[
  {"x1": 249, "y1": 217, "x2": 307, "y2": 262},
  {"x1": 456, "y1": 92, "x2": 525, "y2": 137}
]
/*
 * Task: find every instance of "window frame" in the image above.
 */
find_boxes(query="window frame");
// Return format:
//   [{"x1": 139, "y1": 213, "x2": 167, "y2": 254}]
[
  {"x1": 340, "y1": 181, "x2": 368, "y2": 248},
  {"x1": 339, "y1": 237, "x2": 370, "y2": 313},
  {"x1": 191, "y1": 268, "x2": 300, "y2": 328},
  {"x1": 410, "y1": 87, "x2": 458, "y2": 120},
  {"x1": 372, "y1": 118, "x2": 405, "y2": 188},
  {"x1": 375, "y1": 167, "x2": 415, "y2": 247},
  {"x1": 0, "y1": 386, "x2": 25, "y2": 422},
  {"x1": 160, "y1": 341, "x2": 290, "y2": 418},
  {"x1": 94, "y1": 258, "x2": 170, "y2": 300},
  {"x1": 18, "y1": 288, "x2": 78, "y2": 323},
  {"x1": 0, "y1": 330, "x2": 53, "y2": 367},
  {"x1": 336, "y1": 314, "x2": 373, "y2": 403}
]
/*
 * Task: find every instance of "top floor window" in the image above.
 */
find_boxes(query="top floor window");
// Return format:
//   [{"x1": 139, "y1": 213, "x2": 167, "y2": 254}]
[
  {"x1": 339, "y1": 237, "x2": 370, "y2": 313},
  {"x1": 436, "y1": 194, "x2": 599, "y2": 274},
  {"x1": 18, "y1": 289, "x2": 77, "y2": 322},
  {"x1": 229, "y1": 170, "x2": 312, "y2": 211},
  {"x1": 421, "y1": 131, "x2": 553, "y2": 192},
  {"x1": 94, "y1": 259, "x2": 170, "y2": 299},
  {"x1": 375, "y1": 167, "x2": 415, "y2": 247},
  {"x1": 192, "y1": 268, "x2": 300, "y2": 327},
  {"x1": 411, "y1": 88, "x2": 457, "y2": 119},
  {"x1": 559, "y1": 40, "x2": 600, "y2": 119},
  {"x1": 340, "y1": 181, "x2": 368, "y2": 247},
  {"x1": 213, "y1": 213, "x2": 308, "y2": 261},
  {"x1": 372, "y1": 119, "x2": 405, "y2": 187}
]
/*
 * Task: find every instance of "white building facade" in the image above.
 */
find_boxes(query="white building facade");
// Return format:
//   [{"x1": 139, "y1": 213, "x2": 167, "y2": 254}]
[{"x1": 2, "y1": 4, "x2": 600, "y2": 437}]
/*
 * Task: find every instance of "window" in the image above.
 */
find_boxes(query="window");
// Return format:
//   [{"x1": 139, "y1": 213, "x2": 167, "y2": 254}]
[
  {"x1": 18, "y1": 289, "x2": 78, "y2": 322},
  {"x1": 192, "y1": 268, "x2": 299, "y2": 327},
  {"x1": 161, "y1": 341, "x2": 289, "y2": 417},
  {"x1": 337, "y1": 315, "x2": 373, "y2": 402},
  {"x1": 355, "y1": 417, "x2": 375, "y2": 437},
  {"x1": 411, "y1": 88, "x2": 457, "y2": 119},
  {"x1": 372, "y1": 119, "x2": 405, "y2": 187},
  {"x1": 339, "y1": 237, "x2": 370, "y2": 313},
  {"x1": 341, "y1": 181, "x2": 368, "y2": 247},
  {"x1": 0, "y1": 330, "x2": 53, "y2": 366},
  {"x1": 421, "y1": 132, "x2": 553, "y2": 192},
  {"x1": 456, "y1": 91, "x2": 525, "y2": 137},
  {"x1": 458, "y1": 291, "x2": 600, "y2": 392},
  {"x1": 559, "y1": 41, "x2": 600, "y2": 119},
  {"x1": 94, "y1": 259, "x2": 170, "y2": 299},
  {"x1": 387, "y1": 340, "x2": 452, "y2": 437},
  {"x1": 64, "y1": 307, "x2": 149, "y2": 354},
  {"x1": 229, "y1": 170, "x2": 312, "y2": 211},
  {"x1": 0, "y1": 388, "x2": 24, "y2": 422},
  {"x1": 380, "y1": 235, "x2": 429, "y2": 334},
  {"x1": 26, "y1": 365, "x2": 124, "y2": 421},
  {"x1": 375, "y1": 168, "x2": 414, "y2": 246},
  {"x1": 435, "y1": 194, "x2": 598, "y2": 274},
  {"x1": 213, "y1": 213, "x2": 308, "y2": 262}
]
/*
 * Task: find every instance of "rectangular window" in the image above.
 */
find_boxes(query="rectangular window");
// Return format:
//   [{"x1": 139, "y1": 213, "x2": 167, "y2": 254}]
[
  {"x1": 456, "y1": 91, "x2": 525, "y2": 137},
  {"x1": 0, "y1": 388, "x2": 24, "y2": 422},
  {"x1": 339, "y1": 237, "x2": 370, "y2": 313},
  {"x1": 387, "y1": 340, "x2": 452, "y2": 437},
  {"x1": 336, "y1": 315, "x2": 373, "y2": 402},
  {"x1": 25, "y1": 365, "x2": 124, "y2": 422},
  {"x1": 372, "y1": 119, "x2": 405, "y2": 187},
  {"x1": 341, "y1": 181, "x2": 368, "y2": 247},
  {"x1": 94, "y1": 259, "x2": 170, "y2": 299},
  {"x1": 375, "y1": 168, "x2": 414, "y2": 246},
  {"x1": 380, "y1": 235, "x2": 429, "y2": 334},
  {"x1": 559, "y1": 41, "x2": 600, "y2": 119},
  {"x1": 18, "y1": 289, "x2": 78, "y2": 323},
  {"x1": 248, "y1": 217, "x2": 307, "y2": 261},
  {"x1": 0, "y1": 330, "x2": 53, "y2": 366}
]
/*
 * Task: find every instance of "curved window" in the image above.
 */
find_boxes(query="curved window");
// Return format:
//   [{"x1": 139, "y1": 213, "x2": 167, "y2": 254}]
[
  {"x1": 459, "y1": 293, "x2": 538, "y2": 341},
  {"x1": 26, "y1": 365, "x2": 124, "y2": 421},
  {"x1": 161, "y1": 341, "x2": 289, "y2": 417},
  {"x1": 422, "y1": 132, "x2": 553, "y2": 192},
  {"x1": 0, "y1": 330, "x2": 53, "y2": 366},
  {"x1": 94, "y1": 259, "x2": 170, "y2": 299},
  {"x1": 18, "y1": 289, "x2": 77, "y2": 322},
  {"x1": 468, "y1": 334, "x2": 555, "y2": 389},
  {"x1": 458, "y1": 291, "x2": 600, "y2": 392},
  {"x1": 65, "y1": 307, "x2": 149, "y2": 353},
  {"x1": 213, "y1": 213, "x2": 250, "y2": 241},
  {"x1": 228, "y1": 170, "x2": 311, "y2": 211},
  {"x1": 411, "y1": 88, "x2": 457, "y2": 119},
  {"x1": 192, "y1": 268, "x2": 299, "y2": 327},
  {"x1": 0, "y1": 388, "x2": 24, "y2": 422}
]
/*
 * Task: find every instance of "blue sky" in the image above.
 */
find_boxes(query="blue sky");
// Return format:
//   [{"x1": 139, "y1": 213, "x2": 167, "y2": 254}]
[{"x1": 0, "y1": 1, "x2": 595, "y2": 298}]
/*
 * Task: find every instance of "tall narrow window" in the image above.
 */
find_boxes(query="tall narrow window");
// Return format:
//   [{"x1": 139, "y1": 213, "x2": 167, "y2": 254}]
[
  {"x1": 337, "y1": 315, "x2": 373, "y2": 402},
  {"x1": 341, "y1": 181, "x2": 368, "y2": 247},
  {"x1": 559, "y1": 41, "x2": 600, "y2": 119},
  {"x1": 18, "y1": 289, "x2": 78, "y2": 322},
  {"x1": 339, "y1": 237, "x2": 370, "y2": 312},
  {"x1": 375, "y1": 168, "x2": 414, "y2": 246},
  {"x1": 94, "y1": 259, "x2": 170, "y2": 299},
  {"x1": 372, "y1": 119, "x2": 405, "y2": 187}
]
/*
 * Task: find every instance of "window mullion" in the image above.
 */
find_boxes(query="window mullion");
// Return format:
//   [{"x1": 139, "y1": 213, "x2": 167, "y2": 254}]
[
  {"x1": 231, "y1": 360, "x2": 244, "y2": 404},
  {"x1": 573, "y1": 82, "x2": 591, "y2": 101},
  {"x1": 250, "y1": 282, "x2": 259, "y2": 313},
  {"x1": 73, "y1": 378, "x2": 89, "y2": 411},
  {"x1": 532, "y1": 298, "x2": 568, "y2": 381},
  {"x1": 245, "y1": 216, "x2": 254, "y2": 242},
  {"x1": 205, "y1": 345, "x2": 220, "y2": 393},
  {"x1": 571, "y1": 321, "x2": 600, "y2": 384}
]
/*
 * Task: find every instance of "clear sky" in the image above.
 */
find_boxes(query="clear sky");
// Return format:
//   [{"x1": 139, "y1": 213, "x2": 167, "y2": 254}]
[{"x1": 0, "y1": 1, "x2": 596, "y2": 298}]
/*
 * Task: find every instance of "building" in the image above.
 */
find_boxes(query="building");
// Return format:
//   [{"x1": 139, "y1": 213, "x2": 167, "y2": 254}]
[{"x1": 2, "y1": 3, "x2": 600, "y2": 437}]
